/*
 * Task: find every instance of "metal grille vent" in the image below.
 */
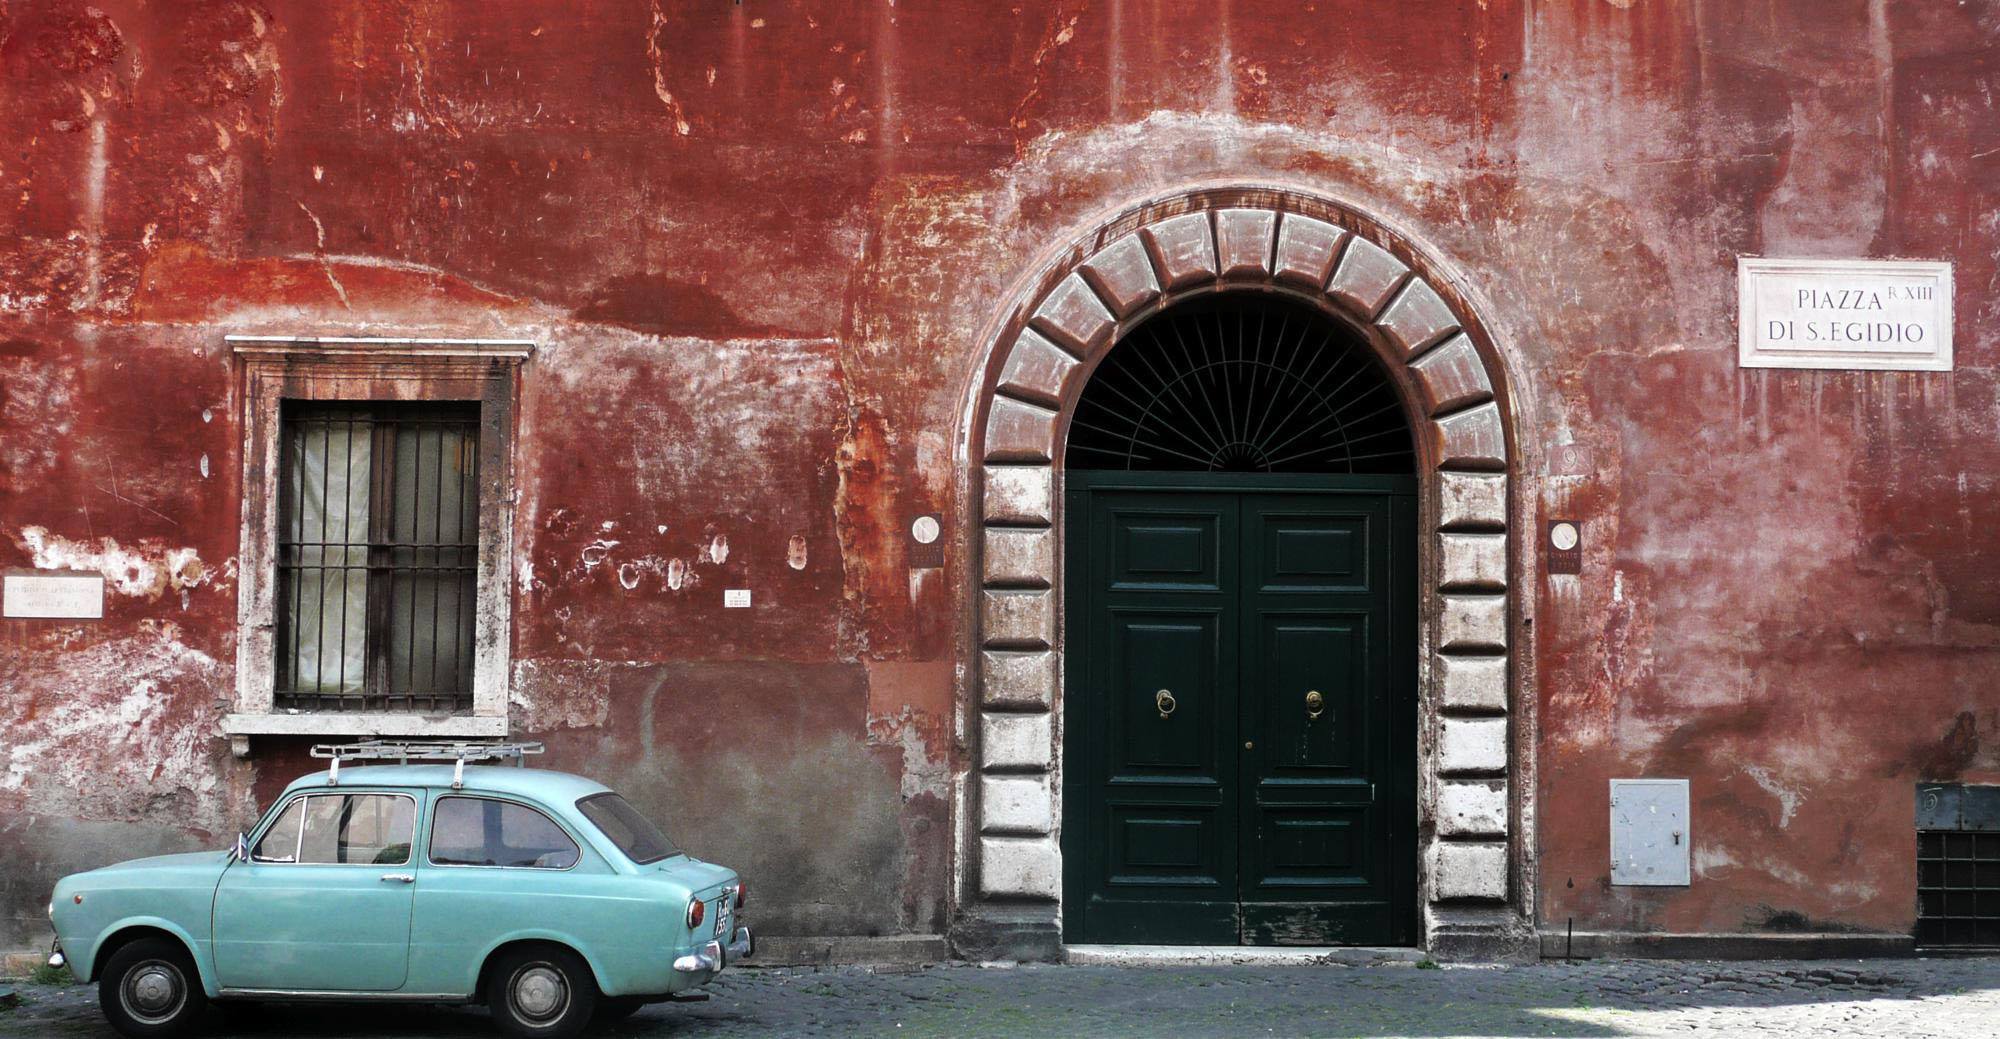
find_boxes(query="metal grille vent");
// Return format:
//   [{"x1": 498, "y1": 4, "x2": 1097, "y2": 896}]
[
  {"x1": 1918, "y1": 830, "x2": 2000, "y2": 947},
  {"x1": 1066, "y1": 295, "x2": 1415, "y2": 474},
  {"x1": 1916, "y1": 783, "x2": 2000, "y2": 948}
]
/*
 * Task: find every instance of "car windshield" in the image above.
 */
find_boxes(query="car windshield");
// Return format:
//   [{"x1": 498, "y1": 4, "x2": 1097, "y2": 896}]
[{"x1": 576, "y1": 793, "x2": 680, "y2": 865}]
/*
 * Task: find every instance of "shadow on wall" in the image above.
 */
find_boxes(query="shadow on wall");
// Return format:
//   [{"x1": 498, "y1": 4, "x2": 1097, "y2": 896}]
[
  {"x1": 0, "y1": 813, "x2": 211, "y2": 951},
  {"x1": 529, "y1": 660, "x2": 940, "y2": 938}
]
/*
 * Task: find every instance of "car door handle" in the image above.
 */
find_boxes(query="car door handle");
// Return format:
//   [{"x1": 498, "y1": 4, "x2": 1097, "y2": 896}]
[{"x1": 380, "y1": 873, "x2": 415, "y2": 884}]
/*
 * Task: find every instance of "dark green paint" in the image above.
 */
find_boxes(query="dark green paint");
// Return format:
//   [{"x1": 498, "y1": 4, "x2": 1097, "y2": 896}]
[{"x1": 1062, "y1": 471, "x2": 1418, "y2": 946}]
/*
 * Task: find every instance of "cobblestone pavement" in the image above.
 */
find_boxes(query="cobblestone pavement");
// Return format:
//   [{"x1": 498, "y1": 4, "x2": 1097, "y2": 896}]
[{"x1": 5, "y1": 958, "x2": 2000, "y2": 1038}]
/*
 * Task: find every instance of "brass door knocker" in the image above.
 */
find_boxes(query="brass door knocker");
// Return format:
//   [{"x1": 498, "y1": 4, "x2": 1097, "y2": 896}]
[
  {"x1": 1155, "y1": 689, "x2": 1177, "y2": 719},
  {"x1": 1305, "y1": 689, "x2": 1325, "y2": 721}
]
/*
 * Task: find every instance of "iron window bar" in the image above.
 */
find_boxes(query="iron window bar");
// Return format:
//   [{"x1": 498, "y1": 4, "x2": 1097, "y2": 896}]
[
  {"x1": 275, "y1": 401, "x2": 480, "y2": 714},
  {"x1": 311, "y1": 739, "x2": 546, "y2": 789}
]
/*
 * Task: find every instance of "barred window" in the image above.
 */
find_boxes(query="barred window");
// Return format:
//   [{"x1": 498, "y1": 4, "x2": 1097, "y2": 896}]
[{"x1": 276, "y1": 401, "x2": 479, "y2": 713}]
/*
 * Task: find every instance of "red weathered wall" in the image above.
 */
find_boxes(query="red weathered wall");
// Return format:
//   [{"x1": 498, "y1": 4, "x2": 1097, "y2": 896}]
[{"x1": 2, "y1": 0, "x2": 1997, "y2": 949}]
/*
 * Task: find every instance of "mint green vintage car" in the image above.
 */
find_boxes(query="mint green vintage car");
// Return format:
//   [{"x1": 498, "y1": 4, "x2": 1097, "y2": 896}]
[{"x1": 46, "y1": 742, "x2": 751, "y2": 1038}]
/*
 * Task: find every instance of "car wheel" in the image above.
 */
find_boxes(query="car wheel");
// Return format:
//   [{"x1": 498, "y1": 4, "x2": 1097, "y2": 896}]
[
  {"x1": 591, "y1": 996, "x2": 647, "y2": 1026},
  {"x1": 485, "y1": 946, "x2": 598, "y2": 1039},
  {"x1": 99, "y1": 937, "x2": 208, "y2": 1039}
]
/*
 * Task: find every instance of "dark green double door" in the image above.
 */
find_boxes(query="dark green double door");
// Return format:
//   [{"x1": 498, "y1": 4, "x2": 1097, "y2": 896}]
[{"x1": 1062, "y1": 472, "x2": 1417, "y2": 946}]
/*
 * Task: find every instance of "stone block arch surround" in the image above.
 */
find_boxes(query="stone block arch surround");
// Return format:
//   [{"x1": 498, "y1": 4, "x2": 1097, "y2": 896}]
[{"x1": 955, "y1": 185, "x2": 1535, "y2": 961}]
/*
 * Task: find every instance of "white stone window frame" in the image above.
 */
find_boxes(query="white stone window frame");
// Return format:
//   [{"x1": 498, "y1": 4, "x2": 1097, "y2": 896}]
[{"x1": 224, "y1": 336, "x2": 532, "y2": 756}]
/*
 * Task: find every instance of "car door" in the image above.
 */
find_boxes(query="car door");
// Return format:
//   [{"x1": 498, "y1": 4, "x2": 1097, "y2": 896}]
[
  {"x1": 212, "y1": 789, "x2": 421, "y2": 992},
  {"x1": 404, "y1": 793, "x2": 585, "y2": 995}
]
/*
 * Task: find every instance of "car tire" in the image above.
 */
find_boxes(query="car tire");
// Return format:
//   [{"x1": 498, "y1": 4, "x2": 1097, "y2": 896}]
[
  {"x1": 99, "y1": 936, "x2": 208, "y2": 1039},
  {"x1": 485, "y1": 946, "x2": 598, "y2": 1039},
  {"x1": 591, "y1": 996, "x2": 647, "y2": 1026}
]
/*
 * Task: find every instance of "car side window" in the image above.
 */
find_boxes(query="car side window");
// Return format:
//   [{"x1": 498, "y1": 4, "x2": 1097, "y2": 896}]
[
  {"x1": 429, "y1": 796, "x2": 580, "y2": 869},
  {"x1": 252, "y1": 798, "x2": 305, "y2": 862},
  {"x1": 296, "y1": 794, "x2": 416, "y2": 865}
]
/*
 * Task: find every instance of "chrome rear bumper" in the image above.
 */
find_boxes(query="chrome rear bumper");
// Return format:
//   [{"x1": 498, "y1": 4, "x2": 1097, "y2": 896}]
[{"x1": 673, "y1": 926, "x2": 753, "y2": 974}]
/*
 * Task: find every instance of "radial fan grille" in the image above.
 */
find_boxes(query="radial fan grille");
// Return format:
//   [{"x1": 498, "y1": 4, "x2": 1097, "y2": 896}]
[{"x1": 1066, "y1": 296, "x2": 1416, "y2": 474}]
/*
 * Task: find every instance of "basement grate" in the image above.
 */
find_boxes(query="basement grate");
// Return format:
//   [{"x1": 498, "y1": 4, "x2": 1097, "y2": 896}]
[{"x1": 1916, "y1": 784, "x2": 2000, "y2": 949}]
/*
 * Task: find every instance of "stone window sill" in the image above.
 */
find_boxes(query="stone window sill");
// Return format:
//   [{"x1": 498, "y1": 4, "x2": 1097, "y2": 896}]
[{"x1": 222, "y1": 712, "x2": 508, "y2": 756}]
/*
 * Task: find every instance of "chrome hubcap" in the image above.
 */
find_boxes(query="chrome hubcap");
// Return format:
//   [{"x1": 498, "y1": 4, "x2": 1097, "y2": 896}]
[
  {"x1": 122, "y1": 960, "x2": 185, "y2": 1022},
  {"x1": 511, "y1": 965, "x2": 567, "y2": 1022}
]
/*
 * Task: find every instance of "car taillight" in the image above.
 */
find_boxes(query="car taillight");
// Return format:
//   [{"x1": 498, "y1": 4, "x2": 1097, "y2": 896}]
[
  {"x1": 735, "y1": 883, "x2": 746, "y2": 910},
  {"x1": 686, "y1": 897, "x2": 705, "y2": 929}
]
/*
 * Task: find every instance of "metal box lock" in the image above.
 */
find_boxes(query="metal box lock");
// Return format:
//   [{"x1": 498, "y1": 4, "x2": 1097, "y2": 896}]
[{"x1": 1610, "y1": 778, "x2": 1691, "y2": 886}]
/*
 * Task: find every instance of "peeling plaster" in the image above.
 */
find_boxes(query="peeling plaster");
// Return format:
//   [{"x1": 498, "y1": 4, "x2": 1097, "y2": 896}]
[
  {"x1": 15, "y1": 526, "x2": 209, "y2": 600},
  {"x1": 0, "y1": 627, "x2": 234, "y2": 825},
  {"x1": 1740, "y1": 765, "x2": 1803, "y2": 829}
]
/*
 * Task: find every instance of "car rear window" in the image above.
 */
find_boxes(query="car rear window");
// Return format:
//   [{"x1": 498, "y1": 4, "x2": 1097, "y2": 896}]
[
  {"x1": 430, "y1": 796, "x2": 580, "y2": 869},
  {"x1": 577, "y1": 793, "x2": 680, "y2": 865}
]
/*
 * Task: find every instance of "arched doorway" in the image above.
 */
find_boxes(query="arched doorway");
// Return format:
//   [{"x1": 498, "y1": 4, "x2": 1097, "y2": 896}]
[
  {"x1": 960, "y1": 188, "x2": 1527, "y2": 962},
  {"x1": 1059, "y1": 295, "x2": 1420, "y2": 945}
]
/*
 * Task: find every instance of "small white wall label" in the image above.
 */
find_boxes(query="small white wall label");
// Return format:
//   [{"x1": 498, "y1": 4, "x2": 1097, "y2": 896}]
[
  {"x1": 1546, "y1": 520, "x2": 1582, "y2": 575},
  {"x1": 908, "y1": 513, "x2": 945, "y2": 570},
  {"x1": 1738, "y1": 257, "x2": 1952, "y2": 371},
  {"x1": 723, "y1": 589, "x2": 751, "y2": 608},
  {"x1": 3, "y1": 571, "x2": 105, "y2": 620}
]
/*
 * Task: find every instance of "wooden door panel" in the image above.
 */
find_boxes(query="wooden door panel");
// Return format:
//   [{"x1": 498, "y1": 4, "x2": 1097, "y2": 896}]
[
  {"x1": 1250, "y1": 805, "x2": 1375, "y2": 888},
  {"x1": 1254, "y1": 511, "x2": 1372, "y2": 593},
  {"x1": 1111, "y1": 513, "x2": 1223, "y2": 590},
  {"x1": 1107, "y1": 803, "x2": 1229, "y2": 888},
  {"x1": 1106, "y1": 612, "x2": 1222, "y2": 775},
  {"x1": 1253, "y1": 615, "x2": 1367, "y2": 774}
]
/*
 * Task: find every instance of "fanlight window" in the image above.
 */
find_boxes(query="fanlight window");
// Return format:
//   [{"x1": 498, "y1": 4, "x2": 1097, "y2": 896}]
[{"x1": 1066, "y1": 296, "x2": 1415, "y2": 474}]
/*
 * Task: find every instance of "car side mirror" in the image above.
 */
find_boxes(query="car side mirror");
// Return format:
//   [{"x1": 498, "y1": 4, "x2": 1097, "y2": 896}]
[{"x1": 231, "y1": 832, "x2": 249, "y2": 863}]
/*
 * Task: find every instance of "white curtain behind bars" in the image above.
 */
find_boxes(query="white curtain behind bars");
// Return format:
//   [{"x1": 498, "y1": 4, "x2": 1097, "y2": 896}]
[{"x1": 289, "y1": 420, "x2": 371, "y2": 694}]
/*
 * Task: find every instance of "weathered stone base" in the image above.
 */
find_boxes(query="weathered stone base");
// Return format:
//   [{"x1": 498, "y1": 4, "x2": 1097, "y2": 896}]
[
  {"x1": 1427, "y1": 906, "x2": 1539, "y2": 963},
  {"x1": 1541, "y1": 930, "x2": 1916, "y2": 961},
  {"x1": 948, "y1": 905, "x2": 1063, "y2": 963},
  {"x1": 748, "y1": 934, "x2": 951, "y2": 968}
]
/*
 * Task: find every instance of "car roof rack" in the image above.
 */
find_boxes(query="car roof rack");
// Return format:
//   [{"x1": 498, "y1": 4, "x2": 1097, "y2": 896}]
[{"x1": 309, "y1": 739, "x2": 545, "y2": 789}]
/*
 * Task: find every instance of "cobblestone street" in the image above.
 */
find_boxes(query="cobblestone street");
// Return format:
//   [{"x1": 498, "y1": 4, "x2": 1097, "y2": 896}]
[{"x1": 6, "y1": 958, "x2": 1999, "y2": 1038}]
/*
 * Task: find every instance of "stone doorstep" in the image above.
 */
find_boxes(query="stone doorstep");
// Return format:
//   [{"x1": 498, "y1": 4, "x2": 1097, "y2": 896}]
[
  {"x1": 745, "y1": 934, "x2": 951, "y2": 969},
  {"x1": 1543, "y1": 931, "x2": 1917, "y2": 961},
  {"x1": 1063, "y1": 945, "x2": 1426, "y2": 968}
]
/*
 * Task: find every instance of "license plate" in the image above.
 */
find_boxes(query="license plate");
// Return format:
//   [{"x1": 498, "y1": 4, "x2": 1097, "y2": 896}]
[{"x1": 714, "y1": 895, "x2": 730, "y2": 937}]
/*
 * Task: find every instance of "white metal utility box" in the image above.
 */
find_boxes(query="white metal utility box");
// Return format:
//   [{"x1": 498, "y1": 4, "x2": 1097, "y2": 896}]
[{"x1": 1610, "y1": 778, "x2": 1691, "y2": 886}]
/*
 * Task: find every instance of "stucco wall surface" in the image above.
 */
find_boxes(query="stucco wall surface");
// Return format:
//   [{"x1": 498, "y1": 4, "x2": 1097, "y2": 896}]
[{"x1": 1, "y1": 0, "x2": 1997, "y2": 950}]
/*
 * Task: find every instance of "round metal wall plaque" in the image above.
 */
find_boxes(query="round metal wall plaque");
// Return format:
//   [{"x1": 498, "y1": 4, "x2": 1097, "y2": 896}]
[
  {"x1": 911, "y1": 515, "x2": 940, "y2": 545},
  {"x1": 1550, "y1": 522, "x2": 1579, "y2": 551}
]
